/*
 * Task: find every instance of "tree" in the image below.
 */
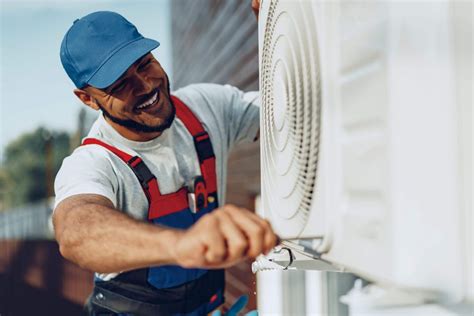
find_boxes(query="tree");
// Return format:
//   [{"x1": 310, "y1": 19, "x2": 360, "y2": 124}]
[{"x1": 0, "y1": 127, "x2": 71, "y2": 210}]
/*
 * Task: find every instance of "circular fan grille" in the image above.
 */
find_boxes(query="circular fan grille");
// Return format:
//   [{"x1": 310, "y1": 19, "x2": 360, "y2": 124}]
[{"x1": 261, "y1": 0, "x2": 322, "y2": 237}]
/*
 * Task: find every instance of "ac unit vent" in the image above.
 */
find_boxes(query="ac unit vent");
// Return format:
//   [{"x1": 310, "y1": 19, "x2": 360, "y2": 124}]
[{"x1": 261, "y1": 0, "x2": 322, "y2": 237}]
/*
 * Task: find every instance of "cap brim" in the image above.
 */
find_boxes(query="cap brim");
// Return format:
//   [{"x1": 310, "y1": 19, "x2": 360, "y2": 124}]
[{"x1": 87, "y1": 37, "x2": 160, "y2": 89}]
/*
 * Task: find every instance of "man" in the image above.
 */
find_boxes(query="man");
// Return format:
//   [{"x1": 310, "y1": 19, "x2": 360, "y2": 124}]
[{"x1": 53, "y1": 4, "x2": 275, "y2": 316}]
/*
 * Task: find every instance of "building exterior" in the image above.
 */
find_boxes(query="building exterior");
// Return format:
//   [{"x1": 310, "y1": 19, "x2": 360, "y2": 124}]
[{"x1": 171, "y1": 0, "x2": 260, "y2": 312}]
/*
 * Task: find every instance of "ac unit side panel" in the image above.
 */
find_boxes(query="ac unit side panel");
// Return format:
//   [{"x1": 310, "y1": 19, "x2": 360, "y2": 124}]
[
  {"x1": 383, "y1": 1, "x2": 464, "y2": 301},
  {"x1": 320, "y1": 0, "x2": 396, "y2": 288}
]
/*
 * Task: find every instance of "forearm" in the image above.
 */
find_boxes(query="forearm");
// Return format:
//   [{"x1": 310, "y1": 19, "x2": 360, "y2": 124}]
[
  {"x1": 54, "y1": 195, "x2": 278, "y2": 273},
  {"x1": 54, "y1": 195, "x2": 181, "y2": 273}
]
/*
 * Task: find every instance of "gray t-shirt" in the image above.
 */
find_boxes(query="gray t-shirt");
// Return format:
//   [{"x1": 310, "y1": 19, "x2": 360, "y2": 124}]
[{"x1": 54, "y1": 83, "x2": 259, "y2": 280}]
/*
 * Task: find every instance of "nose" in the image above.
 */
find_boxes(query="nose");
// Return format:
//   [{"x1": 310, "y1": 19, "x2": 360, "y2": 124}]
[{"x1": 133, "y1": 73, "x2": 153, "y2": 95}]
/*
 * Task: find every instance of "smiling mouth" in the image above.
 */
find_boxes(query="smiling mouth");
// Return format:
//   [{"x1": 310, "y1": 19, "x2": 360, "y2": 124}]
[{"x1": 135, "y1": 90, "x2": 160, "y2": 111}]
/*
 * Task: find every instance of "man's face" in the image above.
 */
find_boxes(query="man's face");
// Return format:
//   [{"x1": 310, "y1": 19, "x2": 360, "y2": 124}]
[{"x1": 82, "y1": 53, "x2": 175, "y2": 140}]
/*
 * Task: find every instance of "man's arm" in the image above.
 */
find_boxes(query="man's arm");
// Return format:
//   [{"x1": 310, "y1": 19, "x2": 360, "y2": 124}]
[
  {"x1": 53, "y1": 194, "x2": 179, "y2": 273},
  {"x1": 54, "y1": 194, "x2": 277, "y2": 273}
]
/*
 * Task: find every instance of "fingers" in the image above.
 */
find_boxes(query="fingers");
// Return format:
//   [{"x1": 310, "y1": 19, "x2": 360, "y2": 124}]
[
  {"x1": 224, "y1": 206, "x2": 263, "y2": 258},
  {"x1": 251, "y1": 0, "x2": 259, "y2": 10},
  {"x1": 198, "y1": 212, "x2": 249, "y2": 266},
  {"x1": 176, "y1": 205, "x2": 278, "y2": 269},
  {"x1": 251, "y1": 0, "x2": 260, "y2": 19},
  {"x1": 260, "y1": 218, "x2": 279, "y2": 254},
  {"x1": 239, "y1": 209, "x2": 279, "y2": 253},
  {"x1": 232, "y1": 206, "x2": 279, "y2": 254},
  {"x1": 200, "y1": 215, "x2": 227, "y2": 264},
  {"x1": 221, "y1": 205, "x2": 278, "y2": 258},
  {"x1": 215, "y1": 211, "x2": 248, "y2": 263}
]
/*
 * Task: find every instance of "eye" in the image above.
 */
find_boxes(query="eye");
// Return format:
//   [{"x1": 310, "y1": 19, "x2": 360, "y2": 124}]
[
  {"x1": 138, "y1": 59, "x2": 152, "y2": 71},
  {"x1": 111, "y1": 81, "x2": 127, "y2": 93}
]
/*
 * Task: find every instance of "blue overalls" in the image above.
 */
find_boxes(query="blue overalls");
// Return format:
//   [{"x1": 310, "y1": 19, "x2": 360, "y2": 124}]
[{"x1": 82, "y1": 96, "x2": 225, "y2": 316}]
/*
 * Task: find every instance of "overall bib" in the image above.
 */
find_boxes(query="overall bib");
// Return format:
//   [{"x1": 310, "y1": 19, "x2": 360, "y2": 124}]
[{"x1": 82, "y1": 96, "x2": 225, "y2": 316}]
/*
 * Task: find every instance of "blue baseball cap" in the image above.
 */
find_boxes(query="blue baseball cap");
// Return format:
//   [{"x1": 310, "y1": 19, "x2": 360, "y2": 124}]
[{"x1": 60, "y1": 11, "x2": 160, "y2": 89}]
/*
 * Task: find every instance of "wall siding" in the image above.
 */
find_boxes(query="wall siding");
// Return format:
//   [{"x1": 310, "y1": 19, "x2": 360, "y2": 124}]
[{"x1": 172, "y1": 0, "x2": 260, "y2": 312}]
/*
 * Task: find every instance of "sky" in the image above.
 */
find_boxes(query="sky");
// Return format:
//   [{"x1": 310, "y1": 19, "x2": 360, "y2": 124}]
[{"x1": 0, "y1": 0, "x2": 172, "y2": 161}]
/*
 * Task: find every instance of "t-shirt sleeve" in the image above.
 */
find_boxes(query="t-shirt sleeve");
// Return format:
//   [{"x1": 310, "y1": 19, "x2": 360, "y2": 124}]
[
  {"x1": 221, "y1": 85, "x2": 260, "y2": 148},
  {"x1": 54, "y1": 146, "x2": 118, "y2": 210},
  {"x1": 176, "y1": 83, "x2": 260, "y2": 152}
]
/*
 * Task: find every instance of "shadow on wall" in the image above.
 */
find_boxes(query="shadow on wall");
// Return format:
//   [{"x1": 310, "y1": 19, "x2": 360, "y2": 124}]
[{"x1": 0, "y1": 240, "x2": 93, "y2": 316}]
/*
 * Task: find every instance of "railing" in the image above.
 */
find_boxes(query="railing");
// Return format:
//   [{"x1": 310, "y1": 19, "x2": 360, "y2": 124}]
[{"x1": 0, "y1": 202, "x2": 53, "y2": 239}]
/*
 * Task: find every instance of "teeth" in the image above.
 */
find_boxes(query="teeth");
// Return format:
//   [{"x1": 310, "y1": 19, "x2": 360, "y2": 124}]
[{"x1": 136, "y1": 92, "x2": 158, "y2": 110}]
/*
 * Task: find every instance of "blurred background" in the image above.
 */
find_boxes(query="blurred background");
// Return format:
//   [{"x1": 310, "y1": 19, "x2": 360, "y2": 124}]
[
  {"x1": 1, "y1": 0, "x2": 472, "y2": 316},
  {"x1": 0, "y1": 0, "x2": 267, "y2": 314}
]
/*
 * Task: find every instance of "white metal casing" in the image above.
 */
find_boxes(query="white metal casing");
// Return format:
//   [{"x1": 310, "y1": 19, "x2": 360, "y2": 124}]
[{"x1": 259, "y1": 0, "x2": 471, "y2": 302}]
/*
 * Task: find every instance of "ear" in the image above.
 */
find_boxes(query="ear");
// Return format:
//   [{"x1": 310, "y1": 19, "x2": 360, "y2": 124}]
[{"x1": 73, "y1": 88, "x2": 100, "y2": 111}]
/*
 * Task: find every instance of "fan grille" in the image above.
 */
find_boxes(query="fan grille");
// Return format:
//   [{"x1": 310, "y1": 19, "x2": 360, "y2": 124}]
[{"x1": 261, "y1": 0, "x2": 322, "y2": 237}]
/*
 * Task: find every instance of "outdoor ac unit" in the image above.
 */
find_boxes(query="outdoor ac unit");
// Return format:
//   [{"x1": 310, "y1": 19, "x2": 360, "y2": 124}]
[{"x1": 259, "y1": 0, "x2": 471, "y2": 302}]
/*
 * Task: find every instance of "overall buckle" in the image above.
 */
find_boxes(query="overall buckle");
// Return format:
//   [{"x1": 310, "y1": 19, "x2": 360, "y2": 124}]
[{"x1": 187, "y1": 176, "x2": 208, "y2": 213}]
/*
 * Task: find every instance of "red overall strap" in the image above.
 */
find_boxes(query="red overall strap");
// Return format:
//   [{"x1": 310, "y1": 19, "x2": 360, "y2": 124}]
[
  {"x1": 81, "y1": 138, "x2": 188, "y2": 218},
  {"x1": 83, "y1": 138, "x2": 133, "y2": 161},
  {"x1": 172, "y1": 95, "x2": 217, "y2": 194},
  {"x1": 81, "y1": 96, "x2": 217, "y2": 220}
]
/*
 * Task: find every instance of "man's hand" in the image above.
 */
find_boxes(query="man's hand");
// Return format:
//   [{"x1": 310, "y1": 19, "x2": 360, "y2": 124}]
[
  {"x1": 251, "y1": 0, "x2": 260, "y2": 20},
  {"x1": 172, "y1": 204, "x2": 278, "y2": 269}
]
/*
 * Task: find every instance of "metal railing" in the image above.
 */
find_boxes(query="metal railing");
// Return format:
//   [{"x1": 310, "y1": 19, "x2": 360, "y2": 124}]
[{"x1": 0, "y1": 201, "x2": 54, "y2": 239}]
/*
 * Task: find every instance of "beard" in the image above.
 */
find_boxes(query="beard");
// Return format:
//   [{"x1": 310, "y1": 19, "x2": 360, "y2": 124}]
[
  {"x1": 96, "y1": 79, "x2": 176, "y2": 134},
  {"x1": 98, "y1": 98, "x2": 176, "y2": 134}
]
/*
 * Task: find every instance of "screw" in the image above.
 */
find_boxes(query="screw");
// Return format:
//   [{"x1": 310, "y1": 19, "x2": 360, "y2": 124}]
[{"x1": 95, "y1": 292, "x2": 105, "y2": 301}]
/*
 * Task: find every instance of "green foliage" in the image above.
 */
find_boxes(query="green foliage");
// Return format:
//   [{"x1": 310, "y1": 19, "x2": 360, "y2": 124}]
[{"x1": 0, "y1": 127, "x2": 71, "y2": 210}]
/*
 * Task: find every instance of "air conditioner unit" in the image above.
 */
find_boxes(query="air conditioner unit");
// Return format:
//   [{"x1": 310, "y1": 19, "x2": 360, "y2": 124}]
[{"x1": 259, "y1": 0, "x2": 471, "y2": 302}]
